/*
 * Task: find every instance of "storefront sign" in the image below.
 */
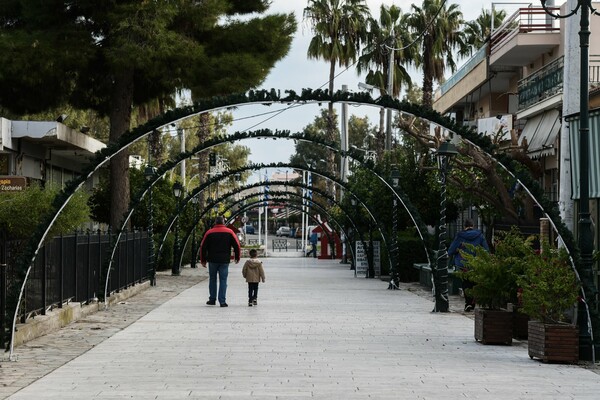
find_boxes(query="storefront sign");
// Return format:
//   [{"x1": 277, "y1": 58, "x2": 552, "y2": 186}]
[{"x1": 0, "y1": 176, "x2": 27, "y2": 192}]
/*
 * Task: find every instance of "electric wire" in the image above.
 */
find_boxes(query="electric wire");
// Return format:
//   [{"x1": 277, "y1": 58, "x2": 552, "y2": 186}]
[{"x1": 384, "y1": 0, "x2": 447, "y2": 52}]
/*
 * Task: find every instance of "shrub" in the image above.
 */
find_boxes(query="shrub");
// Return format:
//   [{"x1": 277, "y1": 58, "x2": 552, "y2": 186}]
[
  {"x1": 517, "y1": 243, "x2": 580, "y2": 323},
  {"x1": 457, "y1": 227, "x2": 533, "y2": 310}
]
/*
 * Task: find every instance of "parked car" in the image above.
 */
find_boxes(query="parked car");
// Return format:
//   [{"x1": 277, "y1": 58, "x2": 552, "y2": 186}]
[
  {"x1": 244, "y1": 225, "x2": 255, "y2": 234},
  {"x1": 276, "y1": 226, "x2": 290, "y2": 236}
]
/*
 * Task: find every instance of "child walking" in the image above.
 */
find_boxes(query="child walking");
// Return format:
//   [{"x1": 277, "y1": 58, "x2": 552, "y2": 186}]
[{"x1": 242, "y1": 249, "x2": 265, "y2": 307}]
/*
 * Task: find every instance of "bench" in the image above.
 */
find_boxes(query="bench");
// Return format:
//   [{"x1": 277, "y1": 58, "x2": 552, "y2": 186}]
[{"x1": 412, "y1": 263, "x2": 462, "y2": 295}]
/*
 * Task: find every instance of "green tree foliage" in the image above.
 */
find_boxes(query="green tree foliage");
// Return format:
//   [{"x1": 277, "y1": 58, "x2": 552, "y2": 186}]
[
  {"x1": 407, "y1": 0, "x2": 469, "y2": 109},
  {"x1": 517, "y1": 242, "x2": 580, "y2": 323},
  {"x1": 304, "y1": 0, "x2": 370, "y2": 198},
  {"x1": 0, "y1": 184, "x2": 90, "y2": 240},
  {"x1": 0, "y1": 0, "x2": 296, "y2": 229},
  {"x1": 459, "y1": 227, "x2": 532, "y2": 310},
  {"x1": 357, "y1": 5, "x2": 415, "y2": 97},
  {"x1": 357, "y1": 4, "x2": 416, "y2": 156},
  {"x1": 464, "y1": 8, "x2": 507, "y2": 52}
]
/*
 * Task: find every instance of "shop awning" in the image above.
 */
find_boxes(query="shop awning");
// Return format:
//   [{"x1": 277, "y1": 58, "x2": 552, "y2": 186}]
[
  {"x1": 567, "y1": 108, "x2": 600, "y2": 199},
  {"x1": 518, "y1": 109, "x2": 561, "y2": 159}
]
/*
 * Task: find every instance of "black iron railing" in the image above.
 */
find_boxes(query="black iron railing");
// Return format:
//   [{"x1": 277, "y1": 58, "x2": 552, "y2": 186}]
[{"x1": 0, "y1": 230, "x2": 149, "y2": 346}]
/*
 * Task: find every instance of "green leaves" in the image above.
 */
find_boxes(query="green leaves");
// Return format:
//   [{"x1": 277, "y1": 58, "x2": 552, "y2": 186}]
[
  {"x1": 517, "y1": 244, "x2": 580, "y2": 324},
  {"x1": 0, "y1": 183, "x2": 90, "y2": 240},
  {"x1": 459, "y1": 227, "x2": 533, "y2": 310}
]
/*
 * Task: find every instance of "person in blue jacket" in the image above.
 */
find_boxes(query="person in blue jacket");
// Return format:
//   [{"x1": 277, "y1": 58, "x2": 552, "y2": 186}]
[
  {"x1": 306, "y1": 232, "x2": 318, "y2": 258},
  {"x1": 448, "y1": 219, "x2": 489, "y2": 312}
]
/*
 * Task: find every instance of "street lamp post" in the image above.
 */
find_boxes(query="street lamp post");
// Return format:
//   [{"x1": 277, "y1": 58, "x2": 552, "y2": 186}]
[
  {"x1": 190, "y1": 196, "x2": 199, "y2": 269},
  {"x1": 389, "y1": 168, "x2": 401, "y2": 289},
  {"x1": 540, "y1": 0, "x2": 599, "y2": 361},
  {"x1": 172, "y1": 182, "x2": 184, "y2": 276},
  {"x1": 144, "y1": 165, "x2": 157, "y2": 286},
  {"x1": 350, "y1": 197, "x2": 357, "y2": 270},
  {"x1": 433, "y1": 139, "x2": 458, "y2": 312}
]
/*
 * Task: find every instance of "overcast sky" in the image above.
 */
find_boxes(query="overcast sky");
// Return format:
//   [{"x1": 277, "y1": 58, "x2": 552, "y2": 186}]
[{"x1": 226, "y1": 0, "x2": 498, "y2": 171}]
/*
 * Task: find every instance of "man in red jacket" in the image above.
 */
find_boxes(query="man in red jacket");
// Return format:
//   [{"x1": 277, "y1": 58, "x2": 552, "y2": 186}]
[{"x1": 200, "y1": 216, "x2": 241, "y2": 307}]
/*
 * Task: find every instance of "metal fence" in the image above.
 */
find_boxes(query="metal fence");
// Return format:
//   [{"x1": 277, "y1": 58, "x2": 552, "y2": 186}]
[{"x1": 1, "y1": 230, "x2": 149, "y2": 346}]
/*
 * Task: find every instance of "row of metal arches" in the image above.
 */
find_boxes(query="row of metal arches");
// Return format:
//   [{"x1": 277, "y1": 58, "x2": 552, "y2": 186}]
[{"x1": 9, "y1": 90, "x2": 583, "y2": 358}]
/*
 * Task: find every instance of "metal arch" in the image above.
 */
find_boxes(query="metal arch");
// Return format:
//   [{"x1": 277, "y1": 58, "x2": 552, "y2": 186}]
[
  {"x1": 171, "y1": 182, "x2": 377, "y2": 274},
  {"x1": 95, "y1": 129, "x2": 431, "y2": 312},
  {"x1": 137, "y1": 130, "x2": 430, "y2": 264},
  {"x1": 10, "y1": 88, "x2": 566, "y2": 358},
  {"x1": 221, "y1": 197, "x2": 360, "y2": 267},
  {"x1": 151, "y1": 166, "x2": 398, "y2": 279},
  {"x1": 179, "y1": 190, "x2": 364, "y2": 270},
  {"x1": 169, "y1": 177, "x2": 392, "y2": 276}
]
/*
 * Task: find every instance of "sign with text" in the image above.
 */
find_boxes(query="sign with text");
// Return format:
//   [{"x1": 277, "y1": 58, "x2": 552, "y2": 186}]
[
  {"x1": 0, "y1": 176, "x2": 26, "y2": 192},
  {"x1": 355, "y1": 241, "x2": 381, "y2": 278}
]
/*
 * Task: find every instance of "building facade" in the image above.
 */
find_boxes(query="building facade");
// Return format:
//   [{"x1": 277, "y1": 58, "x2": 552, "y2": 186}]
[{"x1": 433, "y1": 2, "x2": 600, "y2": 240}]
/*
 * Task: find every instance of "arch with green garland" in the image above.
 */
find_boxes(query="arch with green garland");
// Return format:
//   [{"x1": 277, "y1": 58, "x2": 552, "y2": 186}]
[
  {"x1": 6, "y1": 88, "x2": 592, "y2": 359},
  {"x1": 175, "y1": 187, "x2": 376, "y2": 275},
  {"x1": 150, "y1": 176, "x2": 395, "y2": 284}
]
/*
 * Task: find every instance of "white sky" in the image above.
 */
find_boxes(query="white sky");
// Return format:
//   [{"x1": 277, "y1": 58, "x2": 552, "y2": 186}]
[{"x1": 226, "y1": 0, "x2": 496, "y2": 172}]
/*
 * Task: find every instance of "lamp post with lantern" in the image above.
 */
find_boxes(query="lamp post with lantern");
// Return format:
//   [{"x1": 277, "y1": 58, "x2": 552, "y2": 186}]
[
  {"x1": 144, "y1": 165, "x2": 157, "y2": 285},
  {"x1": 389, "y1": 167, "x2": 401, "y2": 289},
  {"x1": 539, "y1": 0, "x2": 599, "y2": 361},
  {"x1": 433, "y1": 139, "x2": 458, "y2": 312},
  {"x1": 190, "y1": 195, "x2": 199, "y2": 269},
  {"x1": 172, "y1": 182, "x2": 184, "y2": 276}
]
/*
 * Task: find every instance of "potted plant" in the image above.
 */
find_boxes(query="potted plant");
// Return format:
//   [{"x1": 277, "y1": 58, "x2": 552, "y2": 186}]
[
  {"x1": 457, "y1": 228, "x2": 530, "y2": 345},
  {"x1": 517, "y1": 241, "x2": 580, "y2": 363}
]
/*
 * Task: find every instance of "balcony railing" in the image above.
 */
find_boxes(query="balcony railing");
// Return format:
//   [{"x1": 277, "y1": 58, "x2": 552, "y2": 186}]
[
  {"x1": 439, "y1": 44, "x2": 488, "y2": 96},
  {"x1": 518, "y1": 56, "x2": 564, "y2": 111},
  {"x1": 490, "y1": 7, "x2": 560, "y2": 54}
]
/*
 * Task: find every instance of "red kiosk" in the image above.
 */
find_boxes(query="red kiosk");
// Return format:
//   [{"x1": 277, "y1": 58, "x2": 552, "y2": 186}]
[{"x1": 312, "y1": 221, "x2": 342, "y2": 260}]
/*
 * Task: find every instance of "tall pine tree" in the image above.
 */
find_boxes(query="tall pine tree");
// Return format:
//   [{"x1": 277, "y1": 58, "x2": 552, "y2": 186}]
[{"x1": 0, "y1": 0, "x2": 296, "y2": 228}]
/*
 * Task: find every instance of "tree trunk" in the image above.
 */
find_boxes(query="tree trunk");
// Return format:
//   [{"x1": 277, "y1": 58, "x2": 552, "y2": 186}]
[
  {"x1": 109, "y1": 69, "x2": 135, "y2": 230},
  {"x1": 422, "y1": 44, "x2": 433, "y2": 110}
]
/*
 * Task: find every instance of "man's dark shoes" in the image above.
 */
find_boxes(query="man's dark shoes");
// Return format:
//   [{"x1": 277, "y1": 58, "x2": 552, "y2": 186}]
[
  {"x1": 206, "y1": 300, "x2": 216, "y2": 305},
  {"x1": 220, "y1": 303, "x2": 228, "y2": 307},
  {"x1": 464, "y1": 304, "x2": 474, "y2": 312}
]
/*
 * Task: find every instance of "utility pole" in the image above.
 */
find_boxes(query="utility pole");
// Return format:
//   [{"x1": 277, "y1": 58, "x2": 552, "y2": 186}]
[
  {"x1": 385, "y1": 26, "x2": 395, "y2": 152},
  {"x1": 340, "y1": 84, "x2": 349, "y2": 198}
]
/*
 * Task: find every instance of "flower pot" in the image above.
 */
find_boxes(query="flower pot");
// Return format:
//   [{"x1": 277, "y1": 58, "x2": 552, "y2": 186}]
[
  {"x1": 474, "y1": 308, "x2": 513, "y2": 345},
  {"x1": 527, "y1": 320, "x2": 578, "y2": 363}
]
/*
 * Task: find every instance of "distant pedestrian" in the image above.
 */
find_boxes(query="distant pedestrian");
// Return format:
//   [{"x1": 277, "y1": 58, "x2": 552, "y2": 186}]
[
  {"x1": 200, "y1": 216, "x2": 241, "y2": 307},
  {"x1": 242, "y1": 249, "x2": 265, "y2": 307},
  {"x1": 448, "y1": 219, "x2": 489, "y2": 312},
  {"x1": 306, "y1": 231, "x2": 318, "y2": 258}
]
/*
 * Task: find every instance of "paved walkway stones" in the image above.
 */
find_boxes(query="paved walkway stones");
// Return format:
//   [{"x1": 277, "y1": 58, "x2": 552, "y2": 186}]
[{"x1": 2, "y1": 257, "x2": 600, "y2": 399}]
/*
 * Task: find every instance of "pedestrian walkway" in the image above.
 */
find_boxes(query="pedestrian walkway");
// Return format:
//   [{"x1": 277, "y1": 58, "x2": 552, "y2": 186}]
[{"x1": 2, "y1": 258, "x2": 600, "y2": 399}]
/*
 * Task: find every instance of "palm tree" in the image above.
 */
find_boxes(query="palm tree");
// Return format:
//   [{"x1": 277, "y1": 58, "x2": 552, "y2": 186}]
[
  {"x1": 357, "y1": 4, "x2": 417, "y2": 156},
  {"x1": 304, "y1": 0, "x2": 370, "y2": 197},
  {"x1": 464, "y1": 8, "x2": 507, "y2": 52},
  {"x1": 408, "y1": 0, "x2": 469, "y2": 109}
]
